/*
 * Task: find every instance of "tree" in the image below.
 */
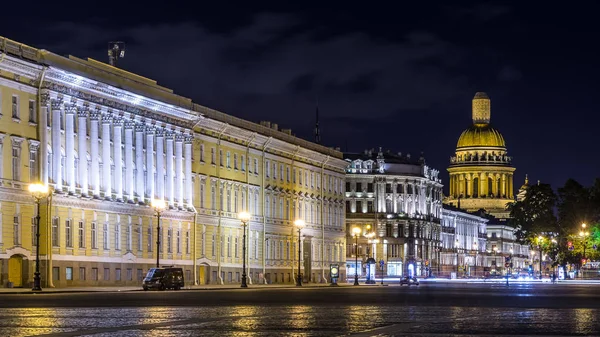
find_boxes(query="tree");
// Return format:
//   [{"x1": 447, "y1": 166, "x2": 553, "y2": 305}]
[
  {"x1": 557, "y1": 179, "x2": 600, "y2": 235},
  {"x1": 508, "y1": 182, "x2": 558, "y2": 244}
]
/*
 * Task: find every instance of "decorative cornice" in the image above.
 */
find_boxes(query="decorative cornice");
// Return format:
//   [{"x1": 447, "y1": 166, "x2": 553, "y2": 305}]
[
  {"x1": 28, "y1": 139, "x2": 40, "y2": 151},
  {"x1": 10, "y1": 135, "x2": 25, "y2": 148}
]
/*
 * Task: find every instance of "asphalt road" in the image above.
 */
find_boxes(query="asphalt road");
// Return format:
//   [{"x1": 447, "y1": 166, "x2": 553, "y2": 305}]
[{"x1": 1, "y1": 283, "x2": 599, "y2": 336}]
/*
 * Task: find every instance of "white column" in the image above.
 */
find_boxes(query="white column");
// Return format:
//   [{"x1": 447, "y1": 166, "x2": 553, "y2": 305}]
[
  {"x1": 90, "y1": 110, "x2": 100, "y2": 197},
  {"x1": 135, "y1": 124, "x2": 145, "y2": 201},
  {"x1": 65, "y1": 105, "x2": 76, "y2": 194},
  {"x1": 51, "y1": 99, "x2": 62, "y2": 191},
  {"x1": 102, "y1": 114, "x2": 112, "y2": 199},
  {"x1": 113, "y1": 118, "x2": 123, "y2": 201},
  {"x1": 184, "y1": 137, "x2": 193, "y2": 208},
  {"x1": 145, "y1": 128, "x2": 155, "y2": 200},
  {"x1": 155, "y1": 130, "x2": 164, "y2": 200},
  {"x1": 166, "y1": 133, "x2": 174, "y2": 206},
  {"x1": 40, "y1": 93, "x2": 49, "y2": 185},
  {"x1": 175, "y1": 135, "x2": 184, "y2": 207},
  {"x1": 77, "y1": 107, "x2": 88, "y2": 195},
  {"x1": 124, "y1": 121, "x2": 135, "y2": 201}
]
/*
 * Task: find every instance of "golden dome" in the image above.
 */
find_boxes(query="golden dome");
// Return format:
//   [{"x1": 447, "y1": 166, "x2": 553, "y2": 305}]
[{"x1": 456, "y1": 124, "x2": 506, "y2": 148}]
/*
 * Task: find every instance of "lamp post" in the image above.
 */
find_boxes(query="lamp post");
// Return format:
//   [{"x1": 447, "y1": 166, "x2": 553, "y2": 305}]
[
  {"x1": 537, "y1": 235, "x2": 544, "y2": 279},
  {"x1": 493, "y1": 246, "x2": 498, "y2": 274},
  {"x1": 29, "y1": 183, "x2": 49, "y2": 291},
  {"x1": 239, "y1": 212, "x2": 251, "y2": 288},
  {"x1": 294, "y1": 219, "x2": 305, "y2": 286},
  {"x1": 579, "y1": 223, "x2": 590, "y2": 278},
  {"x1": 151, "y1": 199, "x2": 166, "y2": 268},
  {"x1": 473, "y1": 241, "x2": 478, "y2": 278},
  {"x1": 435, "y1": 246, "x2": 441, "y2": 277},
  {"x1": 454, "y1": 239, "x2": 459, "y2": 277},
  {"x1": 352, "y1": 227, "x2": 361, "y2": 285}
]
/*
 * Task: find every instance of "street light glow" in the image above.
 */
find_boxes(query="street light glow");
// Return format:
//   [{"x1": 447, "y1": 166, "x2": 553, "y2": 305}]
[
  {"x1": 151, "y1": 199, "x2": 166, "y2": 210},
  {"x1": 294, "y1": 219, "x2": 305, "y2": 228},
  {"x1": 238, "y1": 211, "x2": 251, "y2": 222},
  {"x1": 352, "y1": 227, "x2": 361, "y2": 236}
]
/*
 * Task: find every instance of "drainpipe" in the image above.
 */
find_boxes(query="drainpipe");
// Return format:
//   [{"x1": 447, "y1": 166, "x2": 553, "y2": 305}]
[
  {"x1": 216, "y1": 124, "x2": 230, "y2": 285},
  {"x1": 320, "y1": 155, "x2": 330, "y2": 283},
  {"x1": 245, "y1": 132, "x2": 256, "y2": 284},
  {"x1": 192, "y1": 205, "x2": 198, "y2": 286},
  {"x1": 290, "y1": 146, "x2": 300, "y2": 281},
  {"x1": 261, "y1": 137, "x2": 273, "y2": 284}
]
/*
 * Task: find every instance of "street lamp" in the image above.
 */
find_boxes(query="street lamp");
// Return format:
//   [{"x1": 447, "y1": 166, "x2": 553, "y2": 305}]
[
  {"x1": 454, "y1": 239, "x2": 459, "y2": 276},
  {"x1": 493, "y1": 246, "x2": 498, "y2": 273},
  {"x1": 294, "y1": 219, "x2": 305, "y2": 286},
  {"x1": 29, "y1": 183, "x2": 49, "y2": 291},
  {"x1": 537, "y1": 235, "x2": 544, "y2": 279},
  {"x1": 473, "y1": 241, "x2": 478, "y2": 278},
  {"x1": 352, "y1": 227, "x2": 361, "y2": 286},
  {"x1": 239, "y1": 211, "x2": 251, "y2": 288},
  {"x1": 151, "y1": 199, "x2": 166, "y2": 268},
  {"x1": 579, "y1": 223, "x2": 590, "y2": 278}
]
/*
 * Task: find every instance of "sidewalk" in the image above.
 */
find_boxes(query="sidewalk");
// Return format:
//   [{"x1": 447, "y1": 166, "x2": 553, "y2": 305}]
[{"x1": 0, "y1": 282, "x2": 348, "y2": 294}]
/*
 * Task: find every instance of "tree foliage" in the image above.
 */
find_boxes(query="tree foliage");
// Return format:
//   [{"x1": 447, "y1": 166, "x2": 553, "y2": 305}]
[{"x1": 508, "y1": 182, "x2": 558, "y2": 245}]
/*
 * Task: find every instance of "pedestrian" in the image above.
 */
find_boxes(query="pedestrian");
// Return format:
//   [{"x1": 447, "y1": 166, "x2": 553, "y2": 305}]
[{"x1": 551, "y1": 273, "x2": 556, "y2": 284}]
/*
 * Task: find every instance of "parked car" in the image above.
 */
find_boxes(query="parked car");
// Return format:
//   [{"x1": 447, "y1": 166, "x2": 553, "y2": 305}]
[
  {"x1": 399, "y1": 276, "x2": 419, "y2": 286},
  {"x1": 143, "y1": 267, "x2": 184, "y2": 291}
]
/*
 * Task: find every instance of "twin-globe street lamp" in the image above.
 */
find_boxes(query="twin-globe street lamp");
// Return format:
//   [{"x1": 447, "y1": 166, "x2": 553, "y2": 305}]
[
  {"x1": 352, "y1": 227, "x2": 361, "y2": 286},
  {"x1": 238, "y1": 211, "x2": 251, "y2": 288},
  {"x1": 294, "y1": 219, "x2": 305, "y2": 286},
  {"x1": 151, "y1": 199, "x2": 167, "y2": 268},
  {"x1": 29, "y1": 183, "x2": 49, "y2": 291},
  {"x1": 473, "y1": 241, "x2": 478, "y2": 278}
]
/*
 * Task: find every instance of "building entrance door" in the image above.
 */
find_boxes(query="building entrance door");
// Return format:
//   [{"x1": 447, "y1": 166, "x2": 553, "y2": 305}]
[
  {"x1": 8, "y1": 255, "x2": 23, "y2": 287},
  {"x1": 199, "y1": 265, "x2": 206, "y2": 285}
]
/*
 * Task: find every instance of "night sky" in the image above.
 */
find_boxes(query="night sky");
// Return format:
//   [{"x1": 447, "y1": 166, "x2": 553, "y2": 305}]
[{"x1": 3, "y1": 2, "x2": 599, "y2": 194}]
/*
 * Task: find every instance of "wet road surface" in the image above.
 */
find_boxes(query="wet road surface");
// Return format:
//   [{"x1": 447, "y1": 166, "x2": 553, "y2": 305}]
[{"x1": 1, "y1": 282, "x2": 599, "y2": 336}]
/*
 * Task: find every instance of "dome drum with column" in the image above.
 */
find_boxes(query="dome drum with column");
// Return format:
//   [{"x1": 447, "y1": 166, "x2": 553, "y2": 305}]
[{"x1": 444, "y1": 92, "x2": 516, "y2": 219}]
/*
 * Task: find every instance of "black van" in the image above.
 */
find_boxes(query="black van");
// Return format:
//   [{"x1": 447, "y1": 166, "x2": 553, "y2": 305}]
[{"x1": 143, "y1": 267, "x2": 184, "y2": 291}]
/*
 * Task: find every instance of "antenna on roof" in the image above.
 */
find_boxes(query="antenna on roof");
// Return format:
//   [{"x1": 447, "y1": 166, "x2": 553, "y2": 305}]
[{"x1": 108, "y1": 41, "x2": 125, "y2": 67}]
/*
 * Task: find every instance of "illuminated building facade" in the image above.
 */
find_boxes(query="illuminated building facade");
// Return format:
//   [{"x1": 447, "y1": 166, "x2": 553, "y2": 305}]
[
  {"x1": 0, "y1": 36, "x2": 347, "y2": 288},
  {"x1": 440, "y1": 205, "x2": 487, "y2": 277},
  {"x1": 344, "y1": 148, "x2": 443, "y2": 278},
  {"x1": 445, "y1": 92, "x2": 516, "y2": 218}
]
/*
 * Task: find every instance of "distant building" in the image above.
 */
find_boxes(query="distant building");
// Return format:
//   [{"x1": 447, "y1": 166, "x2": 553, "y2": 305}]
[
  {"x1": 344, "y1": 148, "x2": 443, "y2": 279},
  {"x1": 440, "y1": 205, "x2": 488, "y2": 277},
  {"x1": 444, "y1": 92, "x2": 516, "y2": 218},
  {"x1": 485, "y1": 220, "x2": 531, "y2": 274}
]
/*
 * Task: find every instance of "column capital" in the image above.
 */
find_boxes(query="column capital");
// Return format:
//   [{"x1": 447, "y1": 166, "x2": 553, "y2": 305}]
[
  {"x1": 155, "y1": 129, "x2": 166, "y2": 138},
  {"x1": 41, "y1": 92, "x2": 51, "y2": 107},
  {"x1": 184, "y1": 134, "x2": 193, "y2": 143},
  {"x1": 77, "y1": 106, "x2": 89, "y2": 118},
  {"x1": 175, "y1": 134, "x2": 185, "y2": 142},
  {"x1": 101, "y1": 113, "x2": 112, "y2": 124},
  {"x1": 145, "y1": 126, "x2": 156, "y2": 135},
  {"x1": 135, "y1": 123, "x2": 145, "y2": 132},
  {"x1": 113, "y1": 117, "x2": 124, "y2": 126},
  {"x1": 124, "y1": 120, "x2": 136, "y2": 129},
  {"x1": 165, "y1": 131, "x2": 175, "y2": 140},
  {"x1": 65, "y1": 104, "x2": 77, "y2": 115},
  {"x1": 51, "y1": 99, "x2": 63, "y2": 111}
]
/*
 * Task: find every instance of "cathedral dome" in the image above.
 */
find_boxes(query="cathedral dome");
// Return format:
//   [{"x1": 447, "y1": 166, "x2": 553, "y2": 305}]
[{"x1": 456, "y1": 124, "x2": 506, "y2": 148}]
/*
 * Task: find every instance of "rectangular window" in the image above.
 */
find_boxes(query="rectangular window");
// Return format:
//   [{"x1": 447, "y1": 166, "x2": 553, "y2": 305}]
[
  {"x1": 126, "y1": 224, "x2": 132, "y2": 251},
  {"x1": 103, "y1": 223, "x2": 109, "y2": 250},
  {"x1": 13, "y1": 215, "x2": 20, "y2": 245},
  {"x1": 29, "y1": 149, "x2": 37, "y2": 181},
  {"x1": 12, "y1": 147, "x2": 21, "y2": 181},
  {"x1": 65, "y1": 219, "x2": 72, "y2": 247},
  {"x1": 167, "y1": 228, "x2": 173, "y2": 253},
  {"x1": 66, "y1": 267, "x2": 73, "y2": 281},
  {"x1": 78, "y1": 221, "x2": 85, "y2": 248},
  {"x1": 137, "y1": 269, "x2": 144, "y2": 282},
  {"x1": 177, "y1": 229, "x2": 181, "y2": 254},
  {"x1": 127, "y1": 268, "x2": 133, "y2": 281},
  {"x1": 226, "y1": 151, "x2": 231, "y2": 168},
  {"x1": 254, "y1": 158, "x2": 258, "y2": 174},
  {"x1": 11, "y1": 95, "x2": 19, "y2": 119},
  {"x1": 91, "y1": 222, "x2": 97, "y2": 249},
  {"x1": 212, "y1": 234, "x2": 216, "y2": 257},
  {"x1": 115, "y1": 268, "x2": 121, "y2": 281},
  {"x1": 28, "y1": 100, "x2": 36, "y2": 123},
  {"x1": 235, "y1": 237, "x2": 239, "y2": 258},
  {"x1": 241, "y1": 155, "x2": 245, "y2": 172},
  {"x1": 92, "y1": 268, "x2": 98, "y2": 281},
  {"x1": 227, "y1": 189, "x2": 231, "y2": 212},
  {"x1": 234, "y1": 190, "x2": 238, "y2": 213},
  {"x1": 200, "y1": 144, "x2": 205, "y2": 162},
  {"x1": 104, "y1": 268, "x2": 110, "y2": 281},
  {"x1": 266, "y1": 160, "x2": 270, "y2": 177},
  {"x1": 211, "y1": 148, "x2": 215, "y2": 164},
  {"x1": 31, "y1": 217, "x2": 36, "y2": 247},
  {"x1": 115, "y1": 223, "x2": 121, "y2": 250},
  {"x1": 138, "y1": 224, "x2": 143, "y2": 252},
  {"x1": 219, "y1": 150, "x2": 223, "y2": 166},
  {"x1": 52, "y1": 267, "x2": 60, "y2": 281},
  {"x1": 79, "y1": 267, "x2": 86, "y2": 281},
  {"x1": 227, "y1": 235, "x2": 231, "y2": 257},
  {"x1": 52, "y1": 217, "x2": 59, "y2": 247},
  {"x1": 148, "y1": 226, "x2": 153, "y2": 252},
  {"x1": 186, "y1": 230, "x2": 190, "y2": 254},
  {"x1": 233, "y1": 153, "x2": 238, "y2": 169},
  {"x1": 286, "y1": 167, "x2": 290, "y2": 182},
  {"x1": 280, "y1": 164, "x2": 283, "y2": 181},
  {"x1": 273, "y1": 163, "x2": 277, "y2": 180}
]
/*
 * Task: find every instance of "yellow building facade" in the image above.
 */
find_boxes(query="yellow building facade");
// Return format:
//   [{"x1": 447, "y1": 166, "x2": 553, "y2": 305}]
[
  {"x1": 444, "y1": 92, "x2": 515, "y2": 218},
  {"x1": 0, "y1": 36, "x2": 347, "y2": 288}
]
